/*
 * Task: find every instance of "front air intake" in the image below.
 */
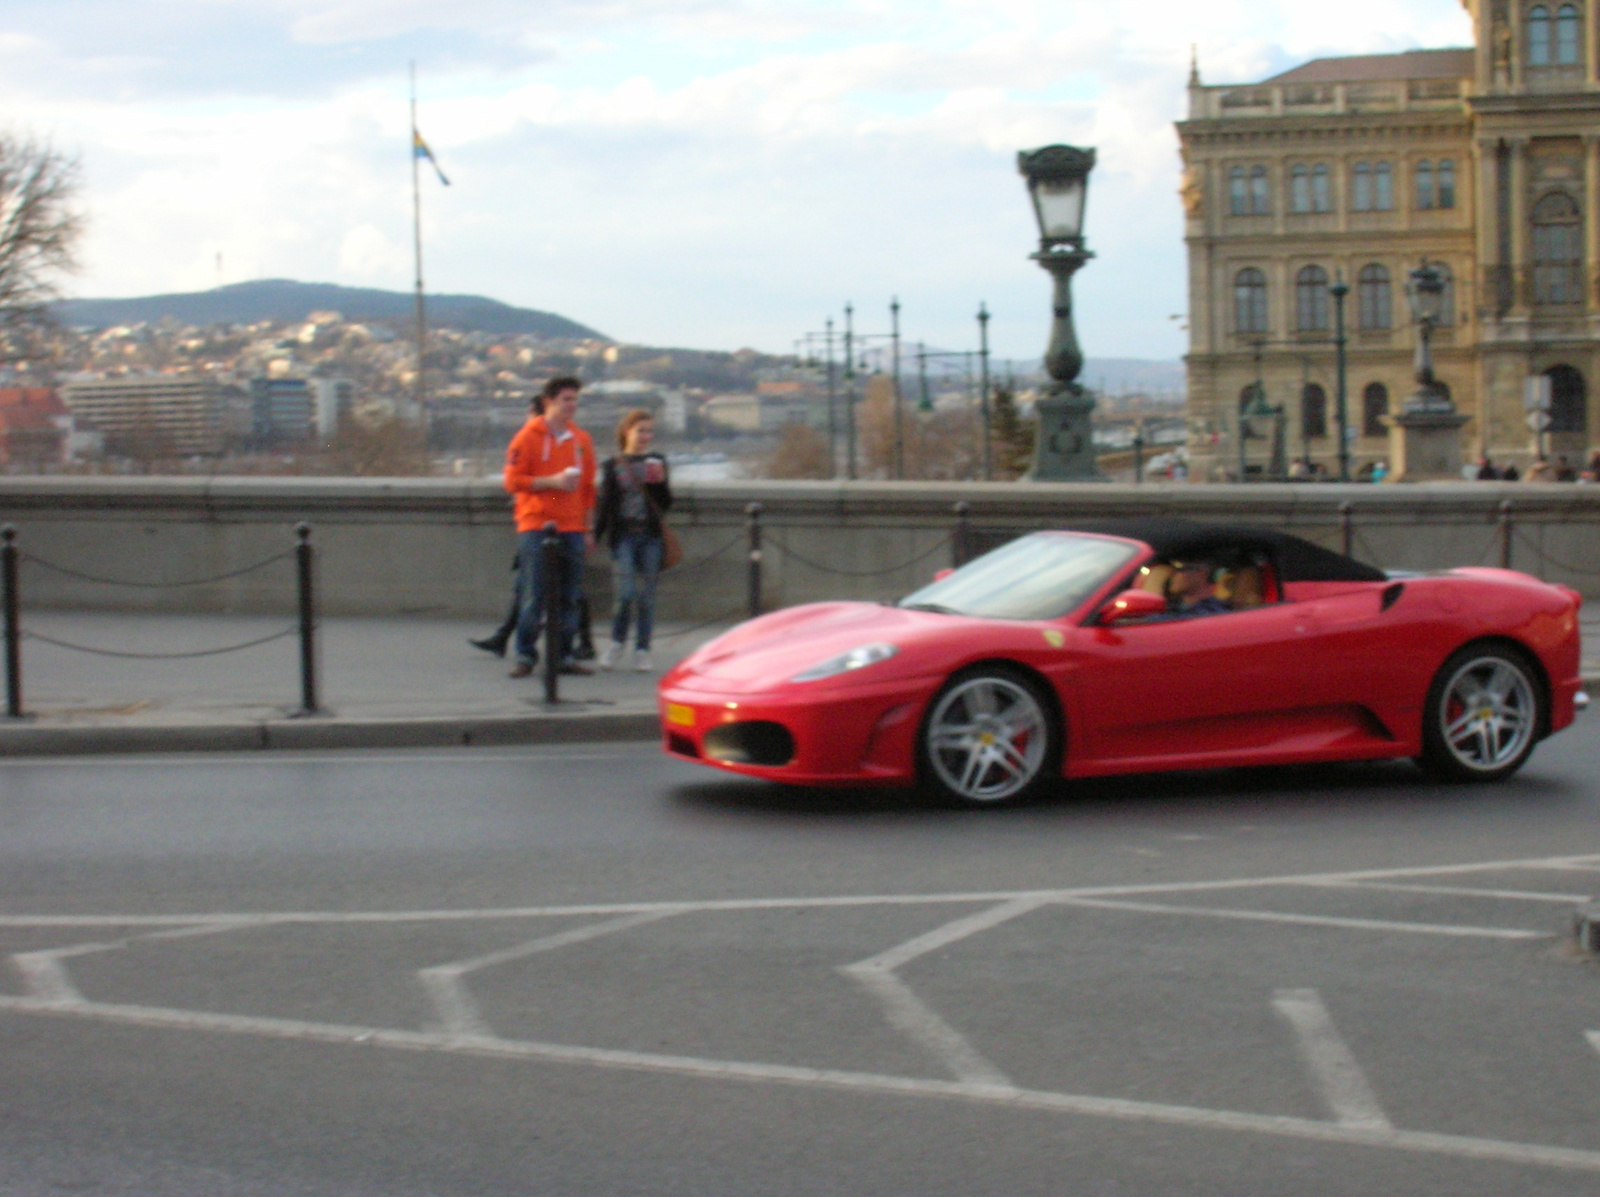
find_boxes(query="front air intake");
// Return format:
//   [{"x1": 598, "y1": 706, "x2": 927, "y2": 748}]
[{"x1": 702, "y1": 721, "x2": 796, "y2": 767}]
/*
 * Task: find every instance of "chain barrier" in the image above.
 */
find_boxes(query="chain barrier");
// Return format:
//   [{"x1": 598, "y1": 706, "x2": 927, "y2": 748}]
[
  {"x1": 19, "y1": 548, "x2": 297, "y2": 589},
  {"x1": 651, "y1": 532, "x2": 743, "y2": 590},
  {"x1": 23, "y1": 626, "x2": 300, "y2": 660},
  {"x1": 769, "y1": 532, "x2": 953, "y2": 579},
  {"x1": 651, "y1": 609, "x2": 749, "y2": 641},
  {"x1": 0, "y1": 523, "x2": 320, "y2": 718},
  {"x1": 1511, "y1": 529, "x2": 1600, "y2": 578}
]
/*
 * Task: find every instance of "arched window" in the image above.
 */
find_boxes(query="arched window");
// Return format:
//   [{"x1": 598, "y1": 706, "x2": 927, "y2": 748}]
[
  {"x1": 1437, "y1": 159, "x2": 1456, "y2": 208},
  {"x1": 1296, "y1": 265, "x2": 1331, "y2": 331},
  {"x1": 1374, "y1": 162, "x2": 1394, "y2": 211},
  {"x1": 1557, "y1": 4, "x2": 1581, "y2": 64},
  {"x1": 1352, "y1": 162, "x2": 1372, "y2": 212},
  {"x1": 1362, "y1": 382, "x2": 1389, "y2": 438},
  {"x1": 1358, "y1": 264, "x2": 1392, "y2": 330},
  {"x1": 1230, "y1": 167, "x2": 1249, "y2": 215},
  {"x1": 1533, "y1": 191, "x2": 1583, "y2": 305},
  {"x1": 1291, "y1": 164, "x2": 1311, "y2": 213},
  {"x1": 1546, "y1": 364, "x2": 1588, "y2": 431},
  {"x1": 1249, "y1": 165, "x2": 1270, "y2": 214},
  {"x1": 1529, "y1": 4, "x2": 1553, "y2": 65},
  {"x1": 1234, "y1": 268, "x2": 1268, "y2": 333},
  {"x1": 1311, "y1": 163, "x2": 1332, "y2": 212},
  {"x1": 1416, "y1": 160, "x2": 1435, "y2": 210},
  {"x1": 1302, "y1": 383, "x2": 1328, "y2": 439}
]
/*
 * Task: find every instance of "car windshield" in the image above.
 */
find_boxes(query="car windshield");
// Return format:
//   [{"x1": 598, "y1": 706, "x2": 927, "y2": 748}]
[{"x1": 898, "y1": 532, "x2": 1141, "y2": 621}]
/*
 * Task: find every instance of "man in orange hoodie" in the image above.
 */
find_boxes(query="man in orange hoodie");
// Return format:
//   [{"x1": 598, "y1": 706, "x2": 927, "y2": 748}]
[{"x1": 503, "y1": 376, "x2": 598, "y2": 677}]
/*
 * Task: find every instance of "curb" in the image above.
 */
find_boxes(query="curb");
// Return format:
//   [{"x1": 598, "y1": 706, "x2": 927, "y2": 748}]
[{"x1": 0, "y1": 710, "x2": 661, "y2": 758}]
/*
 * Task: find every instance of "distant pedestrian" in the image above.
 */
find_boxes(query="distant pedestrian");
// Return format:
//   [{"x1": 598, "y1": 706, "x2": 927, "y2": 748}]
[
  {"x1": 1475, "y1": 456, "x2": 1498, "y2": 480},
  {"x1": 1502, "y1": 462, "x2": 1521, "y2": 481},
  {"x1": 502, "y1": 376, "x2": 597, "y2": 678},
  {"x1": 1582, "y1": 450, "x2": 1600, "y2": 482},
  {"x1": 1526, "y1": 456, "x2": 1554, "y2": 482},
  {"x1": 1556, "y1": 454, "x2": 1578, "y2": 482},
  {"x1": 593, "y1": 409, "x2": 672, "y2": 673}
]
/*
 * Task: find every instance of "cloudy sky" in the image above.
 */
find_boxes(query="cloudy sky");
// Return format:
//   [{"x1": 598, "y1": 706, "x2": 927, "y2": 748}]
[{"x1": 4, "y1": 0, "x2": 1472, "y2": 362}]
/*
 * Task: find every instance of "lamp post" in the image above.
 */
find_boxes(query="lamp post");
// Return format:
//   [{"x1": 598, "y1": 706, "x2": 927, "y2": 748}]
[
  {"x1": 1390, "y1": 258, "x2": 1468, "y2": 481},
  {"x1": 1018, "y1": 144, "x2": 1105, "y2": 480},
  {"x1": 890, "y1": 297, "x2": 903, "y2": 480},
  {"x1": 843, "y1": 302, "x2": 857, "y2": 480},
  {"x1": 977, "y1": 302, "x2": 992, "y2": 481},
  {"x1": 824, "y1": 317, "x2": 838, "y2": 478},
  {"x1": 1330, "y1": 275, "x2": 1351, "y2": 481}
]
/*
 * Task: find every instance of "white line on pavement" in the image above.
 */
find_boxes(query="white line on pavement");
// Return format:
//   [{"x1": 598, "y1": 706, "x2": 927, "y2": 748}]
[
  {"x1": 839, "y1": 964, "x2": 1013, "y2": 1088},
  {"x1": 418, "y1": 910, "x2": 686, "y2": 1038},
  {"x1": 1055, "y1": 897, "x2": 1549, "y2": 940},
  {"x1": 1272, "y1": 989, "x2": 1391, "y2": 1131},
  {"x1": 3, "y1": 994, "x2": 1600, "y2": 1176},
  {"x1": 4, "y1": 851, "x2": 1596, "y2": 929},
  {"x1": 1304, "y1": 880, "x2": 1593, "y2": 903}
]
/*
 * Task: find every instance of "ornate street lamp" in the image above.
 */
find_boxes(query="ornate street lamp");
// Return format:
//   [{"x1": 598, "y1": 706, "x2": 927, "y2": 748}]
[
  {"x1": 1018, "y1": 144, "x2": 1104, "y2": 481},
  {"x1": 1404, "y1": 261, "x2": 1450, "y2": 410},
  {"x1": 1390, "y1": 258, "x2": 1467, "y2": 480}
]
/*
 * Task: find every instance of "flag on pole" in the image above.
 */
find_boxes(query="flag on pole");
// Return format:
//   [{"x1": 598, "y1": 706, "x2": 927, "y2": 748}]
[{"x1": 413, "y1": 130, "x2": 451, "y2": 186}]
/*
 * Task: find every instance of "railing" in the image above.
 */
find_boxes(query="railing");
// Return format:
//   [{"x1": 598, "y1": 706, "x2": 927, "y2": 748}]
[{"x1": 1, "y1": 523, "x2": 321, "y2": 719}]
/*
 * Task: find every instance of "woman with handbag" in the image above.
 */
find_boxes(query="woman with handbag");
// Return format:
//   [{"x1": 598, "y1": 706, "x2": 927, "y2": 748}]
[{"x1": 593, "y1": 409, "x2": 675, "y2": 672}]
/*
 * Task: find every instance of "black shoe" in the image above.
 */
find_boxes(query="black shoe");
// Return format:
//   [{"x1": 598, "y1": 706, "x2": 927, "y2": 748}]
[
  {"x1": 470, "y1": 634, "x2": 509, "y2": 658},
  {"x1": 558, "y1": 660, "x2": 593, "y2": 676}
]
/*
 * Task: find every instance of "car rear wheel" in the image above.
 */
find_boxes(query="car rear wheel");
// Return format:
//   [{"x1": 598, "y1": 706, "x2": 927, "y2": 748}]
[
  {"x1": 917, "y1": 666, "x2": 1060, "y2": 805},
  {"x1": 1419, "y1": 644, "x2": 1542, "y2": 783}
]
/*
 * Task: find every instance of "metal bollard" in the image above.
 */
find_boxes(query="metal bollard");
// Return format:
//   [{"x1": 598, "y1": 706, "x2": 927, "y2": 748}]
[
  {"x1": 746, "y1": 502, "x2": 763, "y2": 619},
  {"x1": 1339, "y1": 501, "x2": 1353, "y2": 559},
  {"x1": 1499, "y1": 499, "x2": 1514, "y2": 570},
  {"x1": 541, "y1": 522, "x2": 562, "y2": 703},
  {"x1": 294, "y1": 523, "x2": 319, "y2": 715},
  {"x1": 952, "y1": 501, "x2": 970, "y2": 569},
  {"x1": 2, "y1": 526, "x2": 20, "y2": 719}
]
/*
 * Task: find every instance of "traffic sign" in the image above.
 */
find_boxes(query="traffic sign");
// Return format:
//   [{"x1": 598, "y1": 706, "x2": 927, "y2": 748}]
[
  {"x1": 1527, "y1": 409, "x2": 1552, "y2": 432},
  {"x1": 1525, "y1": 375, "x2": 1552, "y2": 411}
]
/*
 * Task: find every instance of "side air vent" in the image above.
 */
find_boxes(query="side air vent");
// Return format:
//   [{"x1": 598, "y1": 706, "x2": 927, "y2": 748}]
[{"x1": 1380, "y1": 582, "x2": 1404, "y2": 612}]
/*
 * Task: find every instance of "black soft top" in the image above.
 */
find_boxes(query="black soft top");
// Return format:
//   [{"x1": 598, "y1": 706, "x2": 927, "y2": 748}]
[{"x1": 1060, "y1": 518, "x2": 1388, "y2": 584}]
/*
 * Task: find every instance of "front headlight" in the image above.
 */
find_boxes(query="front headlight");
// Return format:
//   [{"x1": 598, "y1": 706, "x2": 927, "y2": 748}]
[{"x1": 790, "y1": 642, "x2": 898, "y2": 683}]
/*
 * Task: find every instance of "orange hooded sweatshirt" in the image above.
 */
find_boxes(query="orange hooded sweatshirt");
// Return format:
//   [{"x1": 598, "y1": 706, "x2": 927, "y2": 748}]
[{"x1": 503, "y1": 414, "x2": 597, "y2": 533}]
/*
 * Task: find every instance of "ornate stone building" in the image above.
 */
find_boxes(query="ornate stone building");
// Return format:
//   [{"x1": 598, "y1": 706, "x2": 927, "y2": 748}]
[{"x1": 1178, "y1": 0, "x2": 1600, "y2": 480}]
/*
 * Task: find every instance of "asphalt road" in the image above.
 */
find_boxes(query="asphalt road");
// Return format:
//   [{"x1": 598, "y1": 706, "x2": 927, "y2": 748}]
[{"x1": 3, "y1": 718, "x2": 1600, "y2": 1197}]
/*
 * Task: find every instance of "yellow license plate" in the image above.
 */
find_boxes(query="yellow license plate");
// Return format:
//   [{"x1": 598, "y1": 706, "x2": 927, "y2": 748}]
[{"x1": 666, "y1": 703, "x2": 696, "y2": 727}]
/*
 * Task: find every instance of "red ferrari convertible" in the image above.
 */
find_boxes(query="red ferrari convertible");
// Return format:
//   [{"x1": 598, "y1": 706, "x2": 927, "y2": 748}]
[{"x1": 658, "y1": 519, "x2": 1587, "y2": 804}]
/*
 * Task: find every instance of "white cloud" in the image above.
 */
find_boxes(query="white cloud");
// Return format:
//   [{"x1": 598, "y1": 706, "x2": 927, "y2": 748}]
[{"x1": 10, "y1": 0, "x2": 1473, "y2": 359}]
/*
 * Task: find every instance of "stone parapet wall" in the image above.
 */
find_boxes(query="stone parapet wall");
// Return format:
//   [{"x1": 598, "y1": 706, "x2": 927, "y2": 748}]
[{"x1": 0, "y1": 477, "x2": 1595, "y2": 619}]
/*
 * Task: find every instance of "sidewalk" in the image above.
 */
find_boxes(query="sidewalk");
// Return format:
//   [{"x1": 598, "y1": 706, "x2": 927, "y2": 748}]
[
  {"x1": 0, "y1": 612, "x2": 735, "y2": 755},
  {"x1": 0, "y1": 611, "x2": 1595, "y2": 757}
]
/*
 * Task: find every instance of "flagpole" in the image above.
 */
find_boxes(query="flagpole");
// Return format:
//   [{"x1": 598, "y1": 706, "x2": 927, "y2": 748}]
[{"x1": 410, "y1": 60, "x2": 426, "y2": 417}]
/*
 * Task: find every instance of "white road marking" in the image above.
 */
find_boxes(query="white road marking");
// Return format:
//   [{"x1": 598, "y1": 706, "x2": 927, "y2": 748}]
[
  {"x1": 1055, "y1": 897, "x2": 1549, "y2": 940},
  {"x1": 839, "y1": 964, "x2": 1013, "y2": 1088},
  {"x1": 7, "y1": 849, "x2": 1597, "y2": 930},
  {"x1": 4, "y1": 993, "x2": 1600, "y2": 1175},
  {"x1": 11, "y1": 922, "x2": 262, "y2": 1003},
  {"x1": 1304, "y1": 880, "x2": 1592, "y2": 904},
  {"x1": 1586, "y1": 1032, "x2": 1600, "y2": 1060},
  {"x1": 418, "y1": 910, "x2": 685, "y2": 1038},
  {"x1": 1272, "y1": 989, "x2": 1391, "y2": 1131},
  {"x1": 840, "y1": 899, "x2": 1043, "y2": 1087}
]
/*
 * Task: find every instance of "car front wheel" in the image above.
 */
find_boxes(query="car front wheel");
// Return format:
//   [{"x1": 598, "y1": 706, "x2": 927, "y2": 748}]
[
  {"x1": 917, "y1": 666, "x2": 1060, "y2": 805},
  {"x1": 1419, "y1": 644, "x2": 1543, "y2": 782}
]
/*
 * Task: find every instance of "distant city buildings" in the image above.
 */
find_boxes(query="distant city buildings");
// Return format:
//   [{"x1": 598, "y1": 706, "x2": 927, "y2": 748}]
[{"x1": 61, "y1": 373, "x2": 229, "y2": 458}]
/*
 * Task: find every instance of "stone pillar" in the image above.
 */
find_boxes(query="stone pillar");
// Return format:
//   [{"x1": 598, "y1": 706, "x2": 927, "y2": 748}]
[
  {"x1": 1586, "y1": 134, "x2": 1600, "y2": 312},
  {"x1": 1510, "y1": 137, "x2": 1531, "y2": 312}
]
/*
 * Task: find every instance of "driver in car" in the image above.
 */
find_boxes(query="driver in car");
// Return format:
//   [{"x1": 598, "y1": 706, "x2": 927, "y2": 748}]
[{"x1": 1155, "y1": 559, "x2": 1232, "y2": 621}]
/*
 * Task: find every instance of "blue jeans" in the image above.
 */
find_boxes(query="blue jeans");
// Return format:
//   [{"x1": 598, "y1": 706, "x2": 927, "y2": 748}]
[
  {"x1": 514, "y1": 529, "x2": 586, "y2": 665},
  {"x1": 610, "y1": 532, "x2": 663, "y2": 651}
]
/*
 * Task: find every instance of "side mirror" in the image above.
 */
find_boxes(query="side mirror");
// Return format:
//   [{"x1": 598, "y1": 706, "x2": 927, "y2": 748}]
[
  {"x1": 932, "y1": 568, "x2": 954, "y2": 582},
  {"x1": 1098, "y1": 588, "x2": 1167, "y2": 625}
]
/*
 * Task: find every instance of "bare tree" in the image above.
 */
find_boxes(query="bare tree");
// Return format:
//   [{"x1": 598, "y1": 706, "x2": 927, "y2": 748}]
[{"x1": 0, "y1": 133, "x2": 83, "y2": 354}]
